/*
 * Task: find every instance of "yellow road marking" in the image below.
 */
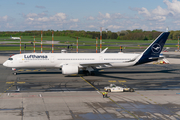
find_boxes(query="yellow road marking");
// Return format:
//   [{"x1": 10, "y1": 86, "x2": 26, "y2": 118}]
[
  {"x1": 118, "y1": 80, "x2": 126, "y2": 83},
  {"x1": 40, "y1": 70, "x2": 47, "y2": 71},
  {"x1": 108, "y1": 80, "x2": 116, "y2": 83},
  {"x1": 80, "y1": 76, "x2": 139, "y2": 120},
  {"x1": 70, "y1": 74, "x2": 78, "y2": 76},
  {"x1": 6, "y1": 82, "x2": 15, "y2": 84},
  {"x1": 100, "y1": 70, "x2": 104, "y2": 71},
  {"x1": 26, "y1": 70, "x2": 31, "y2": 71},
  {"x1": 17, "y1": 82, "x2": 26, "y2": 84},
  {"x1": 80, "y1": 76, "x2": 99, "y2": 92},
  {"x1": 33, "y1": 70, "x2": 39, "y2": 71},
  {"x1": 0, "y1": 83, "x2": 14, "y2": 97},
  {"x1": 18, "y1": 69, "x2": 24, "y2": 71},
  {"x1": 7, "y1": 82, "x2": 25, "y2": 84}
]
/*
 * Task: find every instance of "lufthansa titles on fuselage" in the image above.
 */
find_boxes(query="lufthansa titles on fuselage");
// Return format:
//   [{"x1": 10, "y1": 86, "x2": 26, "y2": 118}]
[{"x1": 24, "y1": 55, "x2": 49, "y2": 60}]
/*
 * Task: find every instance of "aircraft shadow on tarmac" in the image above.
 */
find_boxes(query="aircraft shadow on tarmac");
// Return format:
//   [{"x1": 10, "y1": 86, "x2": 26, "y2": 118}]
[
  {"x1": 16, "y1": 72, "x2": 82, "y2": 77},
  {"x1": 15, "y1": 71, "x2": 62, "y2": 75},
  {"x1": 15, "y1": 68, "x2": 178, "y2": 77},
  {"x1": 99, "y1": 69, "x2": 178, "y2": 74}
]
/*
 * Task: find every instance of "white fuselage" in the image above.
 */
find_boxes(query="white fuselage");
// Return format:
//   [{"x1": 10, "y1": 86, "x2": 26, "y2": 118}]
[{"x1": 3, "y1": 52, "x2": 140, "y2": 69}]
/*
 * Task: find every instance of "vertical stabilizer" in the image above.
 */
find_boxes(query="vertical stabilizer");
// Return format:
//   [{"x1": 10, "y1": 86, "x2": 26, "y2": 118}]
[{"x1": 135, "y1": 32, "x2": 170, "y2": 65}]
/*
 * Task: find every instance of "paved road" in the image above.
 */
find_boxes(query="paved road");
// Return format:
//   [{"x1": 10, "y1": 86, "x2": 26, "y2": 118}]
[{"x1": 0, "y1": 63, "x2": 180, "y2": 119}]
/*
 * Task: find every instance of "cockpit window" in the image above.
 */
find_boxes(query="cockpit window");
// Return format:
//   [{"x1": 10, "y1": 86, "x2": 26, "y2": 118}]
[{"x1": 8, "y1": 58, "x2": 13, "y2": 60}]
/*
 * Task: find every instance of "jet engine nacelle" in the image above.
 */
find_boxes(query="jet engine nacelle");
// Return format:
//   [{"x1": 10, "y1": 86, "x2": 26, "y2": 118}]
[{"x1": 62, "y1": 65, "x2": 79, "y2": 75}]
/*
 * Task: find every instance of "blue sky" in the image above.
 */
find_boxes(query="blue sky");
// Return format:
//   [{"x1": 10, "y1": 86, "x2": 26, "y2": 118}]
[{"x1": 0, "y1": 0, "x2": 180, "y2": 31}]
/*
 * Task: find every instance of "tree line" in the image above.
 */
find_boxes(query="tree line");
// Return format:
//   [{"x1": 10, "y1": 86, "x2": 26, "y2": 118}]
[{"x1": 0, "y1": 29, "x2": 179, "y2": 40}]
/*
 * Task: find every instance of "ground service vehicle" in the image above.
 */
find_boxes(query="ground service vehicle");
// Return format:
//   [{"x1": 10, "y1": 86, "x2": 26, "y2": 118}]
[{"x1": 104, "y1": 84, "x2": 134, "y2": 92}]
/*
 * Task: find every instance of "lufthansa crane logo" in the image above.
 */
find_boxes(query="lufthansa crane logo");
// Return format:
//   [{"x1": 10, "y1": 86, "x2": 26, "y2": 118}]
[{"x1": 151, "y1": 43, "x2": 161, "y2": 53}]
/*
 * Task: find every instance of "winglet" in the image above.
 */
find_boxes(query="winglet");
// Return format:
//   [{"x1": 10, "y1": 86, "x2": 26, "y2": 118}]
[{"x1": 101, "y1": 47, "x2": 108, "y2": 53}]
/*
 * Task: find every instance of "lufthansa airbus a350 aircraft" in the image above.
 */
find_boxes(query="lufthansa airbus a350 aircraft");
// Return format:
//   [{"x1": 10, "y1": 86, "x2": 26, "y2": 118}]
[{"x1": 3, "y1": 32, "x2": 170, "y2": 75}]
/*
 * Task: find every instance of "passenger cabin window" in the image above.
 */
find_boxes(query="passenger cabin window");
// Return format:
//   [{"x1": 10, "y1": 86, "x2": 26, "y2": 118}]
[{"x1": 8, "y1": 58, "x2": 13, "y2": 60}]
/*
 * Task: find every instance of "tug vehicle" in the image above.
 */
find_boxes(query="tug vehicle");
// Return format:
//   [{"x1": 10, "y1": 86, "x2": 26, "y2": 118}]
[{"x1": 104, "y1": 84, "x2": 134, "y2": 92}]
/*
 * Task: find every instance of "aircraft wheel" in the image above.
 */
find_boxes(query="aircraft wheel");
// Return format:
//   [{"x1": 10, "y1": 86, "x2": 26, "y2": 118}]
[
  {"x1": 86, "y1": 71, "x2": 90, "y2": 76},
  {"x1": 13, "y1": 72, "x2": 17, "y2": 75},
  {"x1": 82, "y1": 70, "x2": 89, "y2": 76},
  {"x1": 129, "y1": 88, "x2": 134, "y2": 92},
  {"x1": 90, "y1": 71, "x2": 96, "y2": 76},
  {"x1": 107, "y1": 89, "x2": 111, "y2": 92}
]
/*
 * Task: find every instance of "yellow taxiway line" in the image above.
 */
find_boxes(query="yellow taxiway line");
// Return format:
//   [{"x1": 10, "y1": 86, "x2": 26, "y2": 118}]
[
  {"x1": 108, "y1": 80, "x2": 116, "y2": 83},
  {"x1": 0, "y1": 83, "x2": 14, "y2": 97},
  {"x1": 80, "y1": 76, "x2": 139, "y2": 120}
]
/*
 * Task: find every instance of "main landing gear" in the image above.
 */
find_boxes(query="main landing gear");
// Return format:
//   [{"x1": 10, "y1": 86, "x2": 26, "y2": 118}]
[
  {"x1": 13, "y1": 72, "x2": 17, "y2": 75},
  {"x1": 83, "y1": 70, "x2": 96, "y2": 76}
]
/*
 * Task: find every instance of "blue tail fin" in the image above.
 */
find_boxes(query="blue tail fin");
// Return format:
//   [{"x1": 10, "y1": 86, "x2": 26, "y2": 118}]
[{"x1": 135, "y1": 32, "x2": 170, "y2": 65}]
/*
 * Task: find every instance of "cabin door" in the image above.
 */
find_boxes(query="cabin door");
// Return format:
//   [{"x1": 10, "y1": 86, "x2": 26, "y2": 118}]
[
  {"x1": 99, "y1": 56, "x2": 103, "y2": 62},
  {"x1": 51, "y1": 56, "x2": 54, "y2": 63}
]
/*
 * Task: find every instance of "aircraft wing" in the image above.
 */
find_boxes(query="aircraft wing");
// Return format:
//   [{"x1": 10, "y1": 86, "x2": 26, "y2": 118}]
[
  {"x1": 59, "y1": 62, "x2": 113, "y2": 68},
  {"x1": 80, "y1": 62, "x2": 112, "y2": 67},
  {"x1": 80, "y1": 59, "x2": 137, "y2": 67}
]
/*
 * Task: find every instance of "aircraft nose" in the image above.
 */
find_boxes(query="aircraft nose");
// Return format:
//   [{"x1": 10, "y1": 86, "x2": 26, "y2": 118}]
[{"x1": 3, "y1": 61, "x2": 8, "y2": 67}]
